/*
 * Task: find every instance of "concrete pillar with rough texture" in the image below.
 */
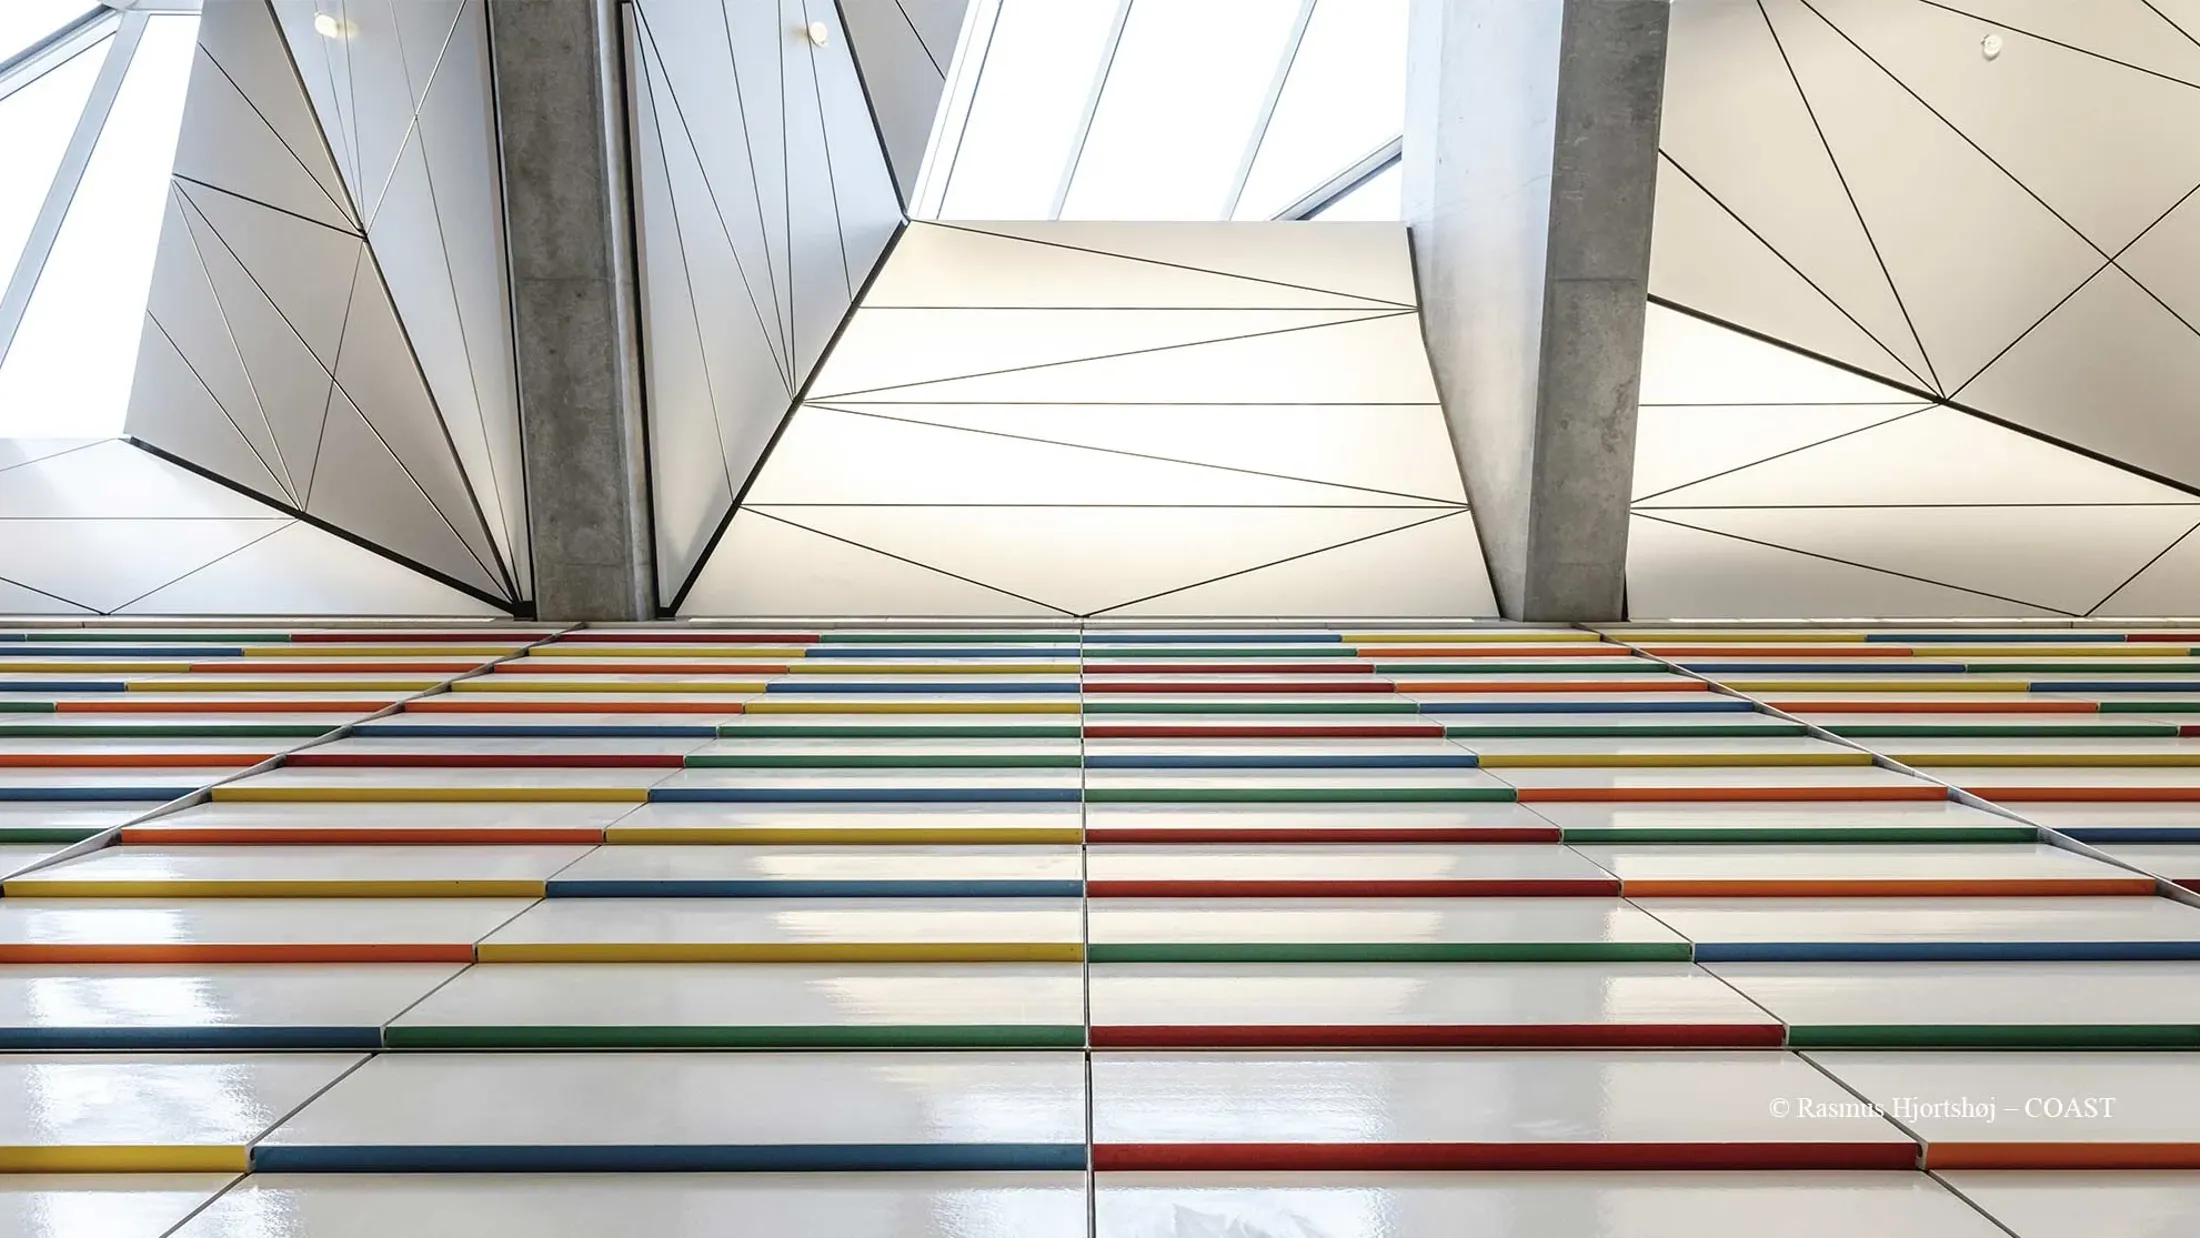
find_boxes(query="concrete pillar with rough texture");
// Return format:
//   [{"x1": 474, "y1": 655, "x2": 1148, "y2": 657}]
[
  {"x1": 491, "y1": 0, "x2": 656, "y2": 620},
  {"x1": 1405, "y1": 0, "x2": 1668, "y2": 621}
]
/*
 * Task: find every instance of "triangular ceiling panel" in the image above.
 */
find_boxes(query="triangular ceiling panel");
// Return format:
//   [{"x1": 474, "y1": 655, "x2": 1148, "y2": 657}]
[
  {"x1": 2092, "y1": 521, "x2": 2200, "y2": 616},
  {"x1": 1646, "y1": 505, "x2": 2199, "y2": 616},
  {"x1": 169, "y1": 45, "x2": 358, "y2": 234},
  {"x1": 840, "y1": 0, "x2": 962, "y2": 206},
  {"x1": 136, "y1": 193, "x2": 294, "y2": 504},
  {"x1": 272, "y1": 0, "x2": 364, "y2": 198},
  {"x1": 683, "y1": 509, "x2": 1062, "y2": 616},
  {"x1": 1959, "y1": 264, "x2": 2200, "y2": 491},
  {"x1": 192, "y1": 0, "x2": 357, "y2": 226},
  {"x1": 328, "y1": 252, "x2": 509, "y2": 590},
  {"x1": 895, "y1": 0, "x2": 968, "y2": 68},
  {"x1": 1659, "y1": 0, "x2": 1933, "y2": 383},
  {"x1": 1632, "y1": 404, "x2": 1927, "y2": 501},
  {"x1": 175, "y1": 179, "x2": 362, "y2": 371},
  {"x1": 871, "y1": 223, "x2": 1399, "y2": 309},
  {"x1": 1628, "y1": 513, "x2": 2060, "y2": 618},
  {"x1": 0, "y1": 519, "x2": 287, "y2": 614},
  {"x1": 809, "y1": 307, "x2": 1399, "y2": 399},
  {"x1": 1641, "y1": 405, "x2": 2200, "y2": 508},
  {"x1": 817, "y1": 401, "x2": 1469, "y2": 501},
  {"x1": 746, "y1": 406, "x2": 1450, "y2": 507},
  {"x1": 305, "y1": 388, "x2": 502, "y2": 597},
  {"x1": 0, "y1": 441, "x2": 101, "y2": 474},
  {"x1": 1650, "y1": 158, "x2": 1928, "y2": 389},
  {"x1": 124, "y1": 520, "x2": 503, "y2": 616},
  {"x1": 1760, "y1": 0, "x2": 2105, "y2": 388},
  {"x1": 2120, "y1": 186, "x2": 2200, "y2": 337},
  {"x1": 760, "y1": 504, "x2": 1451, "y2": 616},
  {"x1": 0, "y1": 439, "x2": 273, "y2": 520},
  {"x1": 1809, "y1": 0, "x2": 2200, "y2": 253},
  {"x1": 833, "y1": 310, "x2": 1430, "y2": 404},
  {"x1": 0, "y1": 574, "x2": 92, "y2": 615},
  {"x1": 1638, "y1": 304, "x2": 1919, "y2": 405},
  {"x1": 956, "y1": 221, "x2": 1417, "y2": 305},
  {"x1": 1105, "y1": 512, "x2": 1499, "y2": 617},
  {"x1": 785, "y1": 0, "x2": 902, "y2": 377},
  {"x1": 1948, "y1": 0, "x2": 2200, "y2": 86}
]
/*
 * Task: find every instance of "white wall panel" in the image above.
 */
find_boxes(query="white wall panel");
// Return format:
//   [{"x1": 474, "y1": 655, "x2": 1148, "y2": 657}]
[
  {"x1": 681, "y1": 509, "x2": 1061, "y2": 616},
  {"x1": 1632, "y1": 404, "x2": 1924, "y2": 502},
  {"x1": 0, "y1": 439, "x2": 270, "y2": 521},
  {"x1": 125, "y1": 521, "x2": 503, "y2": 616},
  {"x1": 1109, "y1": 509, "x2": 1497, "y2": 617}
]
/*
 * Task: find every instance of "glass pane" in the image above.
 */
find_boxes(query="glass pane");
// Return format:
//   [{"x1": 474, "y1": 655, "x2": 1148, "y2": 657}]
[
  {"x1": 1234, "y1": 0, "x2": 1406, "y2": 219},
  {"x1": 0, "y1": 1, "x2": 94, "y2": 66},
  {"x1": 0, "y1": 14, "x2": 197, "y2": 436},
  {"x1": 0, "y1": 35, "x2": 110, "y2": 291},
  {"x1": 1308, "y1": 159, "x2": 1401, "y2": 221},
  {"x1": 936, "y1": 0, "x2": 1120, "y2": 220},
  {"x1": 1060, "y1": 0, "x2": 1303, "y2": 220}
]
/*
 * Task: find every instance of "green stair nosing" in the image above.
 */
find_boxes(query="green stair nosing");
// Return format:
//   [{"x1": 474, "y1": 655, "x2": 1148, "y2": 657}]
[
  {"x1": 1785, "y1": 1024, "x2": 2200, "y2": 1048},
  {"x1": 1828, "y1": 725, "x2": 2180, "y2": 738},
  {"x1": 1085, "y1": 648, "x2": 1360, "y2": 659},
  {"x1": 0, "y1": 828, "x2": 105, "y2": 844},
  {"x1": 816, "y1": 633, "x2": 1075, "y2": 644},
  {"x1": 24, "y1": 631, "x2": 289, "y2": 643},
  {"x1": 1370, "y1": 663, "x2": 1663, "y2": 675},
  {"x1": 1964, "y1": 662, "x2": 2200, "y2": 674},
  {"x1": 2102, "y1": 702, "x2": 2200, "y2": 713},
  {"x1": 1083, "y1": 702, "x2": 1421, "y2": 714},
  {"x1": 1086, "y1": 788, "x2": 1518, "y2": 803},
  {"x1": 714, "y1": 726, "x2": 1082, "y2": 739},
  {"x1": 0, "y1": 703, "x2": 58, "y2": 713},
  {"x1": 1085, "y1": 943, "x2": 1692, "y2": 963},
  {"x1": 1558, "y1": 827, "x2": 2038, "y2": 844},
  {"x1": 0, "y1": 724, "x2": 334, "y2": 738},
  {"x1": 1442, "y1": 724, "x2": 1805, "y2": 738},
  {"x1": 381, "y1": 1024, "x2": 1086, "y2": 1049},
  {"x1": 683, "y1": 755, "x2": 1080, "y2": 769}
]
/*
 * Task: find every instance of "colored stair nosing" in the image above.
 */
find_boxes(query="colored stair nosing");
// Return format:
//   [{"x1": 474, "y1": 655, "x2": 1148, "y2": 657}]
[
  {"x1": 119, "y1": 826, "x2": 609, "y2": 846},
  {"x1": 645, "y1": 788, "x2": 1081, "y2": 804},
  {"x1": 472, "y1": 942, "x2": 1084, "y2": 963},
  {"x1": 1616, "y1": 878, "x2": 2153, "y2": 897},
  {"x1": 1088, "y1": 1023, "x2": 1787, "y2": 1048},
  {"x1": 1829, "y1": 725, "x2": 2178, "y2": 738},
  {"x1": 1089, "y1": 1141, "x2": 1918, "y2": 1172},
  {"x1": 1084, "y1": 788, "x2": 1518, "y2": 804},
  {"x1": 0, "y1": 1145, "x2": 252, "y2": 1173},
  {"x1": 1559, "y1": 826, "x2": 2037, "y2": 843},
  {"x1": 1512, "y1": 787, "x2": 1948, "y2": 804},
  {"x1": 1785, "y1": 1024, "x2": 2200, "y2": 1048},
  {"x1": 213, "y1": 787, "x2": 650, "y2": 804},
  {"x1": 544, "y1": 879, "x2": 1084, "y2": 898},
  {"x1": 2061, "y1": 827, "x2": 2200, "y2": 843},
  {"x1": 381, "y1": 1024, "x2": 1087, "y2": 1049},
  {"x1": 286, "y1": 753, "x2": 685, "y2": 769},
  {"x1": 1921, "y1": 1142, "x2": 2200, "y2": 1170},
  {"x1": 0, "y1": 827, "x2": 107, "y2": 844},
  {"x1": 359, "y1": 724, "x2": 719, "y2": 738},
  {"x1": 0, "y1": 1025, "x2": 383, "y2": 1050},
  {"x1": 248, "y1": 1143, "x2": 1089, "y2": 1173},
  {"x1": 682, "y1": 755, "x2": 1081, "y2": 769},
  {"x1": 1083, "y1": 725, "x2": 1443, "y2": 739},
  {"x1": 0, "y1": 786, "x2": 194, "y2": 801},
  {"x1": 0, "y1": 944, "x2": 478, "y2": 963},
  {"x1": 1689, "y1": 942, "x2": 2200, "y2": 962},
  {"x1": 1084, "y1": 943, "x2": 1693, "y2": 963},
  {"x1": 1085, "y1": 827, "x2": 1559, "y2": 844},
  {"x1": 1084, "y1": 879, "x2": 1620, "y2": 898},
  {"x1": 721, "y1": 725, "x2": 1081, "y2": 738},
  {"x1": 1083, "y1": 755, "x2": 1481, "y2": 770}
]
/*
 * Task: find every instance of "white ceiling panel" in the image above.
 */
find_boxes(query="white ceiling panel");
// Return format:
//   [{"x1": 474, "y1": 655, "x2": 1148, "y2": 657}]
[
  {"x1": 1107, "y1": 509, "x2": 1498, "y2": 616},
  {"x1": 1637, "y1": 305, "x2": 1918, "y2": 406},
  {"x1": 1631, "y1": 404, "x2": 1926, "y2": 502},
  {"x1": 682, "y1": 508, "x2": 1063, "y2": 616},
  {"x1": 0, "y1": 518, "x2": 285, "y2": 613},
  {"x1": 124, "y1": 520, "x2": 503, "y2": 616},
  {"x1": 955, "y1": 220, "x2": 1414, "y2": 304},
  {"x1": 0, "y1": 438, "x2": 273, "y2": 521}
]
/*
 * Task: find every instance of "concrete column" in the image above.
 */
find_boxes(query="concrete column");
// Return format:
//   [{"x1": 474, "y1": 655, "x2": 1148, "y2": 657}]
[
  {"x1": 490, "y1": 0, "x2": 656, "y2": 620},
  {"x1": 1405, "y1": 0, "x2": 1668, "y2": 621}
]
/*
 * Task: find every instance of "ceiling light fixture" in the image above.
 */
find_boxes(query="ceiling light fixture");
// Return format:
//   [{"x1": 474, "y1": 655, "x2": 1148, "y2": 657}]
[
  {"x1": 313, "y1": 13, "x2": 356, "y2": 39},
  {"x1": 1980, "y1": 32, "x2": 2003, "y2": 60},
  {"x1": 804, "y1": 20, "x2": 829, "y2": 46}
]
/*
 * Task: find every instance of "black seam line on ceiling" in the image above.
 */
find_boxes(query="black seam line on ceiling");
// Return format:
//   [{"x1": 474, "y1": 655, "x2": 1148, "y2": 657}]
[
  {"x1": 1640, "y1": 400, "x2": 1924, "y2": 407},
  {"x1": 1920, "y1": 0, "x2": 2200, "y2": 91},
  {"x1": 891, "y1": 0, "x2": 944, "y2": 77},
  {"x1": 0, "y1": 565, "x2": 97, "y2": 614},
  {"x1": 632, "y1": 4, "x2": 794, "y2": 388},
  {"x1": 1085, "y1": 509, "x2": 1469, "y2": 617},
  {"x1": 397, "y1": 10, "x2": 522, "y2": 586},
  {"x1": 109, "y1": 523, "x2": 291, "y2": 614},
  {"x1": 1628, "y1": 405, "x2": 1932, "y2": 506},
  {"x1": 172, "y1": 184, "x2": 302, "y2": 502},
  {"x1": 665, "y1": 220, "x2": 909, "y2": 616},
  {"x1": 303, "y1": 246, "x2": 366, "y2": 509},
  {"x1": 926, "y1": 220, "x2": 1415, "y2": 310},
  {"x1": 629, "y1": 25, "x2": 745, "y2": 510},
  {"x1": 144, "y1": 309, "x2": 293, "y2": 507},
  {"x1": 355, "y1": 5, "x2": 467, "y2": 232},
  {"x1": 278, "y1": 0, "x2": 360, "y2": 208},
  {"x1": 335, "y1": 0, "x2": 368, "y2": 204},
  {"x1": 747, "y1": 508, "x2": 1073, "y2": 616},
  {"x1": 1949, "y1": 178, "x2": 2200, "y2": 404},
  {"x1": 1631, "y1": 510, "x2": 2076, "y2": 616},
  {"x1": 168, "y1": 177, "x2": 360, "y2": 243},
  {"x1": 124, "y1": 436, "x2": 520, "y2": 614},
  {"x1": 819, "y1": 400, "x2": 1441, "y2": 406},
  {"x1": 0, "y1": 515, "x2": 338, "y2": 520},
  {"x1": 174, "y1": 178, "x2": 361, "y2": 390},
  {"x1": 805, "y1": 401, "x2": 1470, "y2": 506},
  {"x1": 809, "y1": 307, "x2": 1413, "y2": 402},
  {"x1": 745, "y1": 503, "x2": 1462, "y2": 509},
  {"x1": 1755, "y1": 0, "x2": 1943, "y2": 393},
  {"x1": 1648, "y1": 295, "x2": 2200, "y2": 504},
  {"x1": 344, "y1": 169, "x2": 522, "y2": 601},
  {"x1": 854, "y1": 306, "x2": 1381, "y2": 312},
  {"x1": 2087, "y1": 516, "x2": 2200, "y2": 617},
  {"x1": 196, "y1": 37, "x2": 356, "y2": 229},
  {"x1": 1656, "y1": 150, "x2": 1930, "y2": 391},
  {"x1": 802, "y1": 0, "x2": 857, "y2": 300},
  {"x1": 0, "y1": 439, "x2": 104, "y2": 479},
  {"x1": 933, "y1": 0, "x2": 1004, "y2": 214},
  {"x1": 2145, "y1": 0, "x2": 2200, "y2": 50},
  {"x1": 830, "y1": 0, "x2": 918, "y2": 215}
]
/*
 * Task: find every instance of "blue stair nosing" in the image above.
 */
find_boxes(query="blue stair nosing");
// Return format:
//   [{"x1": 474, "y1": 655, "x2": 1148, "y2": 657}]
[
  {"x1": 0, "y1": 1026, "x2": 381, "y2": 1050},
  {"x1": 546, "y1": 879, "x2": 1084, "y2": 898},
  {"x1": 0, "y1": 647, "x2": 247, "y2": 658},
  {"x1": 359, "y1": 723, "x2": 718, "y2": 738},
  {"x1": 1692, "y1": 941, "x2": 2200, "y2": 962},
  {"x1": 0, "y1": 787, "x2": 189, "y2": 801},
  {"x1": 1685, "y1": 662, "x2": 1966, "y2": 673},
  {"x1": 1416, "y1": 700, "x2": 1753, "y2": 714},
  {"x1": 2060, "y1": 827, "x2": 2200, "y2": 842},
  {"x1": 802, "y1": 648, "x2": 1080, "y2": 659},
  {"x1": 1084, "y1": 755, "x2": 1480, "y2": 769},
  {"x1": 647, "y1": 788, "x2": 1080, "y2": 804},
  {"x1": 0, "y1": 681, "x2": 129, "y2": 692},
  {"x1": 248, "y1": 1143, "x2": 1090, "y2": 1173},
  {"x1": 764, "y1": 682, "x2": 1077, "y2": 694},
  {"x1": 1084, "y1": 634, "x2": 1343, "y2": 644},
  {"x1": 2028, "y1": 681, "x2": 2200, "y2": 693}
]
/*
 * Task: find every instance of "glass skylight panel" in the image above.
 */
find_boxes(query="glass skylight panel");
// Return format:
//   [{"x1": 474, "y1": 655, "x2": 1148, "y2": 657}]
[
  {"x1": 1308, "y1": 160, "x2": 1401, "y2": 221},
  {"x1": 1059, "y1": 0, "x2": 1303, "y2": 220},
  {"x1": 0, "y1": 1, "x2": 95, "y2": 67},
  {"x1": 935, "y1": 0, "x2": 1120, "y2": 220},
  {"x1": 1233, "y1": 0, "x2": 1405, "y2": 219},
  {"x1": 0, "y1": 14, "x2": 195, "y2": 436},
  {"x1": 0, "y1": 35, "x2": 109, "y2": 297}
]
